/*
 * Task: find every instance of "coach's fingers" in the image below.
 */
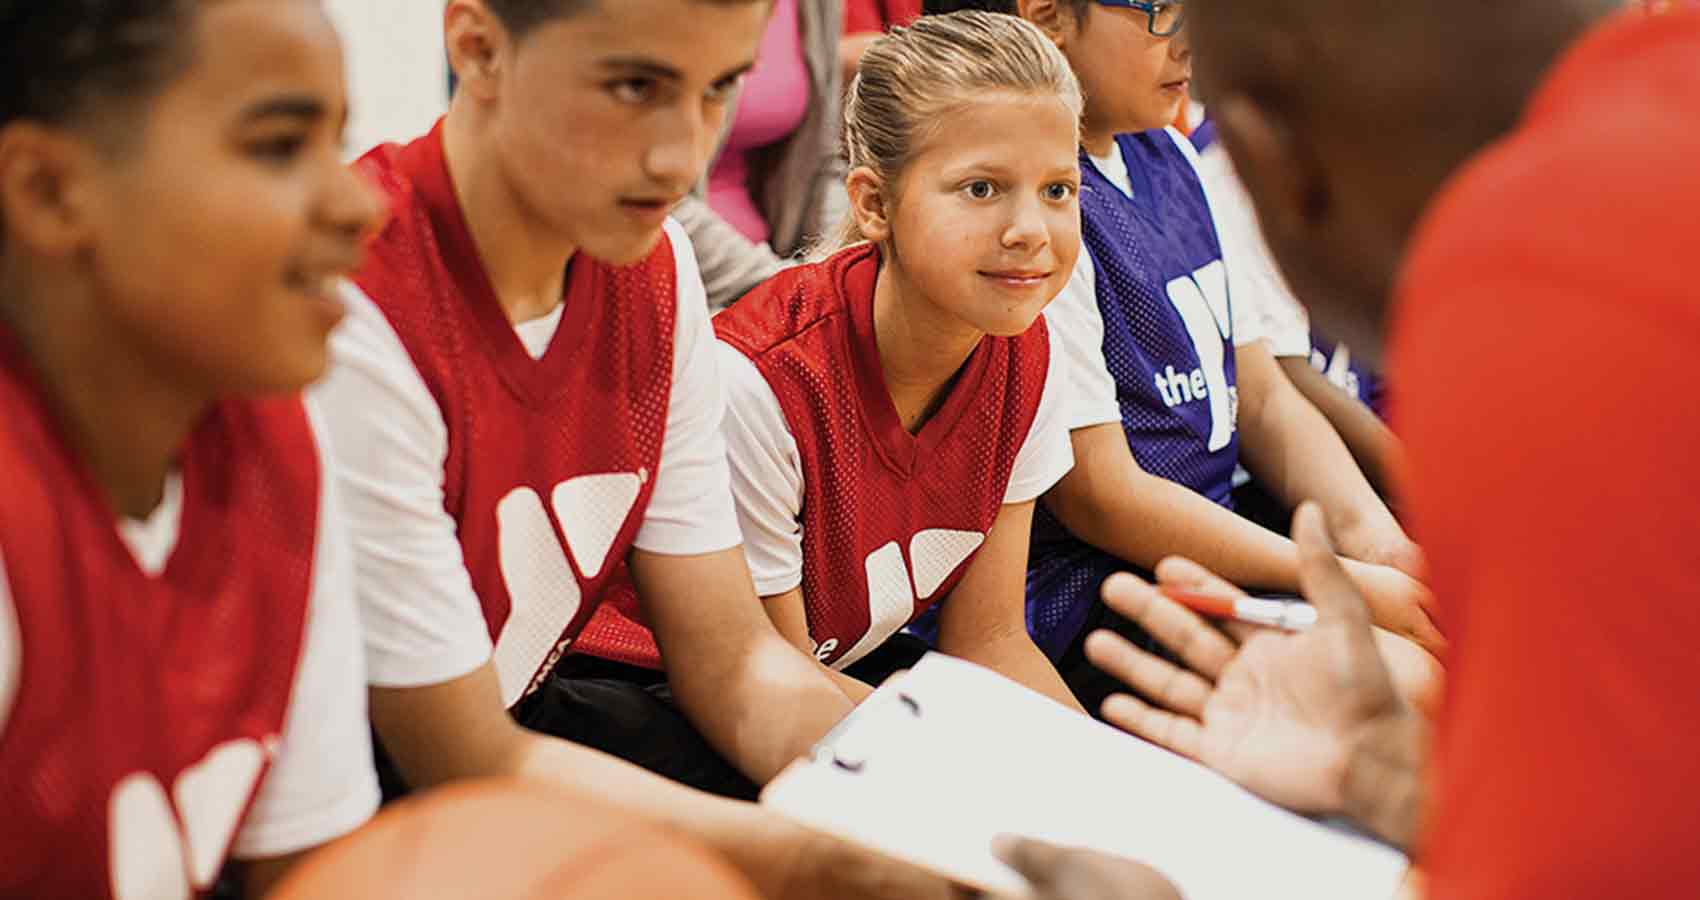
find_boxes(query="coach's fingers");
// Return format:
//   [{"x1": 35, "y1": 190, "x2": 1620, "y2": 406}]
[
  {"x1": 992, "y1": 835, "x2": 1072, "y2": 892},
  {"x1": 1100, "y1": 691, "x2": 1205, "y2": 761},
  {"x1": 993, "y1": 836, "x2": 1182, "y2": 900},
  {"x1": 1291, "y1": 503, "x2": 1374, "y2": 629},
  {"x1": 1084, "y1": 629, "x2": 1213, "y2": 717},
  {"x1": 1098, "y1": 572, "x2": 1238, "y2": 679}
]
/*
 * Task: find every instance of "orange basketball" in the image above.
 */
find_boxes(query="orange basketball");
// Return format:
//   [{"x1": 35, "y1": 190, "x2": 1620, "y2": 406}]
[{"x1": 274, "y1": 779, "x2": 762, "y2": 900}]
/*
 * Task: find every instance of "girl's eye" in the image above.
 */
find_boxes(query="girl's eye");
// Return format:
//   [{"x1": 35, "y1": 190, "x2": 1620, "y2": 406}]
[
  {"x1": 1045, "y1": 182, "x2": 1078, "y2": 201},
  {"x1": 610, "y1": 79, "x2": 656, "y2": 105},
  {"x1": 964, "y1": 180, "x2": 997, "y2": 200}
]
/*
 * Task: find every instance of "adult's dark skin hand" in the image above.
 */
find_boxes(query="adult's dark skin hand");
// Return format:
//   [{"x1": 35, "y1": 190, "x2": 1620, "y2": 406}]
[
  {"x1": 1084, "y1": 503, "x2": 1429, "y2": 848},
  {"x1": 994, "y1": 836, "x2": 1181, "y2": 900}
]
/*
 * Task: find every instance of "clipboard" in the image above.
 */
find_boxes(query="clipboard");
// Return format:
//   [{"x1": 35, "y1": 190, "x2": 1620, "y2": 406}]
[{"x1": 760, "y1": 653, "x2": 1408, "y2": 899}]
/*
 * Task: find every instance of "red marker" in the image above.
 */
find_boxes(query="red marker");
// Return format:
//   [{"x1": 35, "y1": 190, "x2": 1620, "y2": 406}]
[{"x1": 1159, "y1": 587, "x2": 1317, "y2": 631}]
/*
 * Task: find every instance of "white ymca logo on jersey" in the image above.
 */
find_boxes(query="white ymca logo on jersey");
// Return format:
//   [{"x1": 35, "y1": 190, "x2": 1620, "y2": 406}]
[
  {"x1": 814, "y1": 529, "x2": 987, "y2": 670},
  {"x1": 108, "y1": 738, "x2": 275, "y2": 900},
  {"x1": 1160, "y1": 259, "x2": 1238, "y2": 452},
  {"x1": 1311, "y1": 342, "x2": 1363, "y2": 400},
  {"x1": 493, "y1": 470, "x2": 646, "y2": 706}
]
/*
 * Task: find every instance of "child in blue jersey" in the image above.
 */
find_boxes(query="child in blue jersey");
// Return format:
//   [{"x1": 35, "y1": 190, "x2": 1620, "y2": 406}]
[{"x1": 923, "y1": 0, "x2": 1440, "y2": 713}]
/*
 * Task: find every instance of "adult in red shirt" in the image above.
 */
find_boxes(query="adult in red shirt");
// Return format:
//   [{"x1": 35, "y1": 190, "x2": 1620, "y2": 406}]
[{"x1": 991, "y1": 3, "x2": 1700, "y2": 899}]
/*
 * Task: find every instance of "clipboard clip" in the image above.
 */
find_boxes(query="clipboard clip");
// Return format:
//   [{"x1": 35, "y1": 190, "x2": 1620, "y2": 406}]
[{"x1": 810, "y1": 690, "x2": 923, "y2": 774}]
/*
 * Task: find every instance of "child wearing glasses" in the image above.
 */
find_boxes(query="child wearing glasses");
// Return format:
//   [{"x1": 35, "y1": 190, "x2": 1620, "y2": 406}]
[{"x1": 924, "y1": 0, "x2": 1441, "y2": 713}]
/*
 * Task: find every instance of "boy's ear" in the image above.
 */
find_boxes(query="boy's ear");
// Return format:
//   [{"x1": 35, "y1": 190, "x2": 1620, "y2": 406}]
[
  {"x1": 845, "y1": 166, "x2": 891, "y2": 244},
  {"x1": 1018, "y1": 0, "x2": 1078, "y2": 47},
  {"x1": 0, "y1": 124, "x2": 100, "y2": 258},
  {"x1": 444, "y1": 0, "x2": 507, "y2": 100}
]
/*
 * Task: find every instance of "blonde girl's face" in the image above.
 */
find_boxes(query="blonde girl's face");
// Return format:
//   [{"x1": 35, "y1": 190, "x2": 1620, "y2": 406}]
[{"x1": 883, "y1": 91, "x2": 1082, "y2": 338}]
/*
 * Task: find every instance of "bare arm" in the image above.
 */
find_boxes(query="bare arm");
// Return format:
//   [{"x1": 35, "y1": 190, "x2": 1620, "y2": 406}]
[
  {"x1": 763, "y1": 585, "x2": 877, "y2": 703},
  {"x1": 1046, "y1": 421, "x2": 1303, "y2": 588},
  {"x1": 935, "y1": 501, "x2": 1085, "y2": 713},
  {"x1": 1276, "y1": 355, "x2": 1406, "y2": 505},
  {"x1": 631, "y1": 545, "x2": 857, "y2": 784},
  {"x1": 1236, "y1": 342, "x2": 1414, "y2": 571},
  {"x1": 1043, "y1": 421, "x2": 1442, "y2": 651},
  {"x1": 367, "y1": 663, "x2": 839, "y2": 899}
]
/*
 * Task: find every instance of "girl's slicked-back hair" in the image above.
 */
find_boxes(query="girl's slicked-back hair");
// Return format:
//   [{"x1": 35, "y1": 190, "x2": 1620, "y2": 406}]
[
  {"x1": 832, "y1": 9, "x2": 1083, "y2": 248},
  {"x1": 921, "y1": 0, "x2": 1093, "y2": 19},
  {"x1": 484, "y1": 0, "x2": 769, "y2": 39},
  {"x1": 0, "y1": 0, "x2": 198, "y2": 135}
]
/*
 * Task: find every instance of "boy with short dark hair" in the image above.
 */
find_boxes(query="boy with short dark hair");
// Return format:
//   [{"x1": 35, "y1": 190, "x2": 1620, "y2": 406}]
[{"x1": 312, "y1": 2, "x2": 952, "y2": 897}]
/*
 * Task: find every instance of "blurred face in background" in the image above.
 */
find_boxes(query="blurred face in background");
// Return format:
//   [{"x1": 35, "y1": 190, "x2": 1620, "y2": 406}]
[{"x1": 1, "y1": 0, "x2": 381, "y2": 395}]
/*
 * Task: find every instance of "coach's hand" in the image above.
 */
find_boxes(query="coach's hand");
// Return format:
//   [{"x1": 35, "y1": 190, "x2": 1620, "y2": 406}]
[
  {"x1": 1085, "y1": 503, "x2": 1423, "y2": 845},
  {"x1": 994, "y1": 837, "x2": 1180, "y2": 900}
]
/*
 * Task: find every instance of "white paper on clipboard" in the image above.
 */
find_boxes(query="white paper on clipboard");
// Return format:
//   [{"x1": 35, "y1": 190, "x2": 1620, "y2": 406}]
[{"x1": 760, "y1": 653, "x2": 1407, "y2": 899}]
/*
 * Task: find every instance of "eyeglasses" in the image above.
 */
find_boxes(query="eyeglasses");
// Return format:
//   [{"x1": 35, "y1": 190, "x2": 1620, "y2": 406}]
[{"x1": 1094, "y1": 0, "x2": 1186, "y2": 38}]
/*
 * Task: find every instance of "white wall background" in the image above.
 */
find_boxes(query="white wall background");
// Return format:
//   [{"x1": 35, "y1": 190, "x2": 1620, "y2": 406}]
[{"x1": 324, "y1": 0, "x2": 450, "y2": 158}]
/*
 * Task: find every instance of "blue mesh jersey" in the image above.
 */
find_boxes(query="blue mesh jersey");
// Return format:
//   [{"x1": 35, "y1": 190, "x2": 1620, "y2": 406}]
[{"x1": 1025, "y1": 130, "x2": 1242, "y2": 659}]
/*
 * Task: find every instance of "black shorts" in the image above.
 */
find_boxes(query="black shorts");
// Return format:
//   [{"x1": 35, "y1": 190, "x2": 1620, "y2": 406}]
[
  {"x1": 510, "y1": 655, "x2": 761, "y2": 801},
  {"x1": 373, "y1": 634, "x2": 935, "y2": 807},
  {"x1": 841, "y1": 632, "x2": 932, "y2": 688},
  {"x1": 371, "y1": 656, "x2": 760, "y2": 804}
]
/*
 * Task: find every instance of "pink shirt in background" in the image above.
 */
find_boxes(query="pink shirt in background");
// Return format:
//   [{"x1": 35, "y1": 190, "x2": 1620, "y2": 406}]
[{"x1": 707, "y1": 0, "x2": 811, "y2": 244}]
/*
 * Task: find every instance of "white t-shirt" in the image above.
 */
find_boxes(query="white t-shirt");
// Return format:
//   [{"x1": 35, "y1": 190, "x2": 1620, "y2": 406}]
[
  {"x1": 1195, "y1": 141, "x2": 1313, "y2": 359},
  {"x1": 0, "y1": 417, "x2": 380, "y2": 861},
  {"x1": 1051, "y1": 128, "x2": 1300, "y2": 431},
  {"x1": 719, "y1": 323, "x2": 1076, "y2": 597},
  {"x1": 309, "y1": 219, "x2": 741, "y2": 690}
]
